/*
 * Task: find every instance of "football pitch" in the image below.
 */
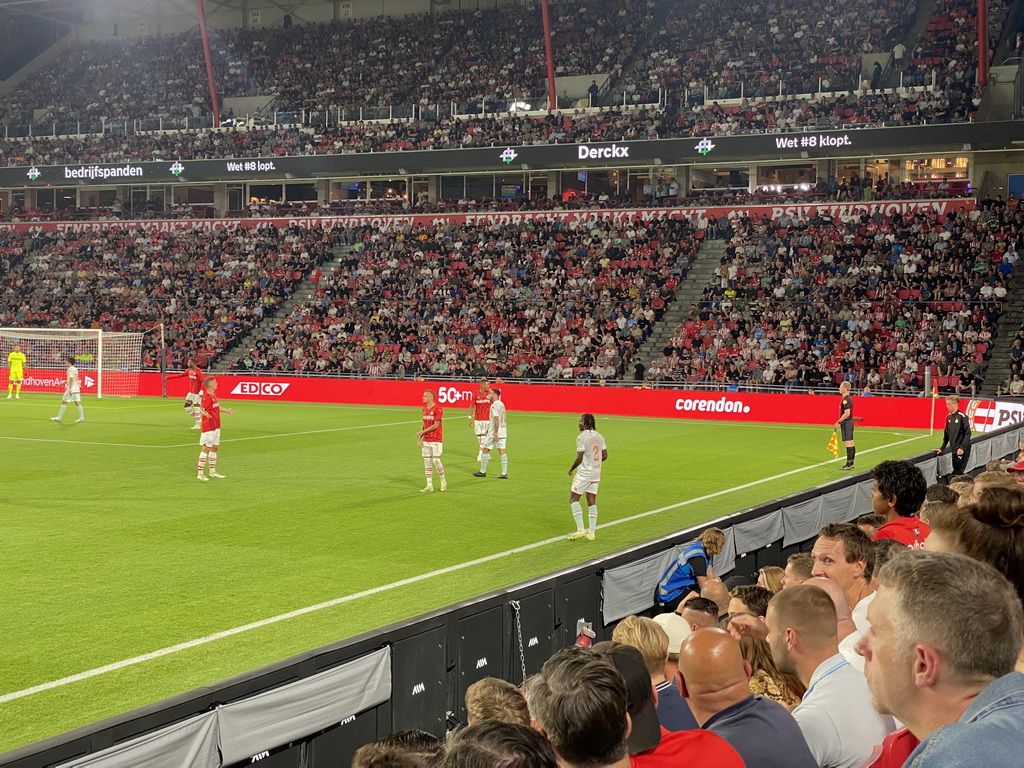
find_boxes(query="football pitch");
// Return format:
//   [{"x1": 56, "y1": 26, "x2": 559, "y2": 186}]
[{"x1": 0, "y1": 394, "x2": 933, "y2": 752}]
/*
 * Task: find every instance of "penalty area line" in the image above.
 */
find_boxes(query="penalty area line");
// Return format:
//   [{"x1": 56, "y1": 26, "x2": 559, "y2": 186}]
[{"x1": 0, "y1": 433, "x2": 928, "y2": 705}]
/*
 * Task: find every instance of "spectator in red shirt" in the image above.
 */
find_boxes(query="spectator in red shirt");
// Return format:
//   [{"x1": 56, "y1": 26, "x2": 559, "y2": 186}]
[
  {"x1": 871, "y1": 460, "x2": 930, "y2": 548},
  {"x1": 591, "y1": 642, "x2": 745, "y2": 768},
  {"x1": 528, "y1": 645, "x2": 744, "y2": 768}
]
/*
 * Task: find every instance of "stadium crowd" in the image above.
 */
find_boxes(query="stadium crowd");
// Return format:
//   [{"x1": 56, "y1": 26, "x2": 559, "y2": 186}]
[
  {"x1": 0, "y1": 88, "x2": 980, "y2": 170},
  {"x1": 899, "y1": 0, "x2": 1012, "y2": 92},
  {"x1": 639, "y1": 0, "x2": 913, "y2": 103},
  {"x1": 0, "y1": 224, "x2": 340, "y2": 367},
  {"x1": 648, "y1": 198, "x2": 1019, "y2": 391},
  {"x1": 349, "y1": 460, "x2": 1024, "y2": 768},
  {"x1": 0, "y1": 0, "x2": 1006, "y2": 153},
  {"x1": 230, "y1": 217, "x2": 697, "y2": 378}
]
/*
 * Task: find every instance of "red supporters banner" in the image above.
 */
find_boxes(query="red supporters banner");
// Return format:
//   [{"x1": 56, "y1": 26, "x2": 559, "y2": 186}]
[
  {"x1": 146, "y1": 372, "x2": 942, "y2": 430},
  {"x1": 0, "y1": 199, "x2": 974, "y2": 235}
]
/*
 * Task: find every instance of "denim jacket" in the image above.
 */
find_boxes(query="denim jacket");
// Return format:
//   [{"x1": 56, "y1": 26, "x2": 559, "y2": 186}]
[{"x1": 906, "y1": 672, "x2": 1024, "y2": 767}]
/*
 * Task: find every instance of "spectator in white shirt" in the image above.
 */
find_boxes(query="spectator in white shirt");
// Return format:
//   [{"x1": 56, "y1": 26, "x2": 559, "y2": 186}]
[
  {"x1": 810, "y1": 523, "x2": 876, "y2": 635},
  {"x1": 766, "y1": 585, "x2": 895, "y2": 768}
]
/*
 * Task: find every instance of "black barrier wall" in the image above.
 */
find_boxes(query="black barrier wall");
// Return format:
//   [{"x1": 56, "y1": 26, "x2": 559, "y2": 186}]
[{"x1": 3, "y1": 421, "x2": 1022, "y2": 768}]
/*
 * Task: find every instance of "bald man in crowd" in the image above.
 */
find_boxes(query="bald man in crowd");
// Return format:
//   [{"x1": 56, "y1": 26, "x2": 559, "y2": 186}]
[
  {"x1": 766, "y1": 585, "x2": 894, "y2": 767},
  {"x1": 700, "y1": 578, "x2": 731, "y2": 620},
  {"x1": 677, "y1": 627, "x2": 816, "y2": 768}
]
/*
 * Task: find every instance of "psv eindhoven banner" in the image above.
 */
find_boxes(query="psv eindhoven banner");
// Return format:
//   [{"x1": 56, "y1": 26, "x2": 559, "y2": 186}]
[
  {"x1": 965, "y1": 399, "x2": 1024, "y2": 433},
  {"x1": 0, "y1": 199, "x2": 974, "y2": 236}
]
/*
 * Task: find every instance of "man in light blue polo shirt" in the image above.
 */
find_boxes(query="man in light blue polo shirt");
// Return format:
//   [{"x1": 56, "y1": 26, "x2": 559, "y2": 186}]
[
  {"x1": 767, "y1": 585, "x2": 894, "y2": 767},
  {"x1": 856, "y1": 551, "x2": 1024, "y2": 768}
]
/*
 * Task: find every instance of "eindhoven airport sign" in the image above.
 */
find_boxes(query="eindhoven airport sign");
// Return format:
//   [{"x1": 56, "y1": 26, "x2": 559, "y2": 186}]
[{"x1": 2, "y1": 120, "x2": 1018, "y2": 187}]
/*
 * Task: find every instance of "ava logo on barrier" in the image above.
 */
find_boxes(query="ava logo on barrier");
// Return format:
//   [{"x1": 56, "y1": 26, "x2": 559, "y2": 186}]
[
  {"x1": 499, "y1": 148, "x2": 519, "y2": 164},
  {"x1": 577, "y1": 144, "x2": 630, "y2": 160},
  {"x1": 436, "y1": 386, "x2": 474, "y2": 404},
  {"x1": 230, "y1": 381, "x2": 291, "y2": 396},
  {"x1": 675, "y1": 396, "x2": 751, "y2": 414},
  {"x1": 84, "y1": 375, "x2": 96, "y2": 388},
  {"x1": 694, "y1": 138, "x2": 715, "y2": 156},
  {"x1": 965, "y1": 399, "x2": 1024, "y2": 432}
]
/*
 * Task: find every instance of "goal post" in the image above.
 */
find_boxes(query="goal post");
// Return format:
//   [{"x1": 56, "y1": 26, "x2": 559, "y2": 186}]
[{"x1": 0, "y1": 328, "x2": 145, "y2": 398}]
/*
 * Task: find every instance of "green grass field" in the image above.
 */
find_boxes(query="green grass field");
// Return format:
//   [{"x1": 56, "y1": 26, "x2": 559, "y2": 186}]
[{"x1": 0, "y1": 393, "x2": 933, "y2": 752}]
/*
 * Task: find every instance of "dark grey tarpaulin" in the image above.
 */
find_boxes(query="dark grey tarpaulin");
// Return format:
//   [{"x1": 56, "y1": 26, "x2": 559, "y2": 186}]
[
  {"x1": 783, "y1": 497, "x2": 823, "y2": 547},
  {"x1": 217, "y1": 646, "x2": 391, "y2": 765},
  {"x1": 733, "y1": 509, "x2": 784, "y2": 554},
  {"x1": 56, "y1": 711, "x2": 218, "y2": 768},
  {"x1": 602, "y1": 546, "x2": 684, "y2": 623},
  {"x1": 601, "y1": 525, "x2": 736, "y2": 625}
]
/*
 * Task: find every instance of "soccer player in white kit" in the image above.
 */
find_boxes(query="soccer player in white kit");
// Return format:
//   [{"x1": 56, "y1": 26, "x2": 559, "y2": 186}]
[
  {"x1": 474, "y1": 388, "x2": 508, "y2": 478},
  {"x1": 567, "y1": 413, "x2": 607, "y2": 541},
  {"x1": 51, "y1": 357, "x2": 85, "y2": 423}
]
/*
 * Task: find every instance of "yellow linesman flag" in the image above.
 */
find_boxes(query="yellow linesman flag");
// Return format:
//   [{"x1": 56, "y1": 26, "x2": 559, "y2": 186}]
[{"x1": 827, "y1": 429, "x2": 840, "y2": 459}]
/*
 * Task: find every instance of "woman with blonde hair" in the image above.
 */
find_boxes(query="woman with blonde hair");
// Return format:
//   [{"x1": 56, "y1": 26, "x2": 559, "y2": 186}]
[
  {"x1": 756, "y1": 565, "x2": 785, "y2": 594},
  {"x1": 739, "y1": 635, "x2": 805, "y2": 711},
  {"x1": 656, "y1": 527, "x2": 727, "y2": 611}
]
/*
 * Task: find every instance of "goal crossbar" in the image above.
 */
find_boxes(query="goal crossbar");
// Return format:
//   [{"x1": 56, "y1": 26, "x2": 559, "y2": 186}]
[{"x1": 0, "y1": 328, "x2": 145, "y2": 398}]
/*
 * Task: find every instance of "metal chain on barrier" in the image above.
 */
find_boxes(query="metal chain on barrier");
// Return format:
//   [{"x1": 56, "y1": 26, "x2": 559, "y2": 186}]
[{"x1": 510, "y1": 600, "x2": 527, "y2": 686}]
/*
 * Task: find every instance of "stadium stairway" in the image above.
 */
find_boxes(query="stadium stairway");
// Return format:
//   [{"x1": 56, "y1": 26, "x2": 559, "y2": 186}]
[
  {"x1": 881, "y1": 0, "x2": 939, "y2": 88},
  {"x1": 635, "y1": 235, "x2": 726, "y2": 368},
  {"x1": 981, "y1": 292, "x2": 1024, "y2": 394},
  {"x1": 598, "y1": 0, "x2": 671, "y2": 105},
  {"x1": 213, "y1": 243, "x2": 358, "y2": 371}
]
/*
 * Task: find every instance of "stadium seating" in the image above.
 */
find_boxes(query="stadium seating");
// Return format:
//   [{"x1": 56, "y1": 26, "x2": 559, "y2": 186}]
[
  {"x1": 0, "y1": 94, "x2": 982, "y2": 182},
  {"x1": 634, "y1": 0, "x2": 913, "y2": 103},
  {"x1": 900, "y1": 0, "x2": 1011, "y2": 92},
  {"x1": 649, "y1": 204, "x2": 1015, "y2": 391},
  {"x1": 230, "y1": 218, "x2": 698, "y2": 378},
  {"x1": 0, "y1": 0, "x2": 1007, "y2": 138},
  {"x1": 0, "y1": 225, "x2": 339, "y2": 367}
]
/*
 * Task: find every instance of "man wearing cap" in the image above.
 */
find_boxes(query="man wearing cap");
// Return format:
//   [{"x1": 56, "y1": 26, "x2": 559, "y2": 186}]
[
  {"x1": 591, "y1": 642, "x2": 744, "y2": 767},
  {"x1": 677, "y1": 628, "x2": 816, "y2": 768},
  {"x1": 652, "y1": 612, "x2": 691, "y2": 682},
  {"x1": 612, "y1": 615, "x2": 697, "y2": 732},
  {"x1": 933, "y1": 395, "x2": 972, "y2": 481},
  {"x1": 1007, "y1": 458, "x2": 1024, "y2": 485}
]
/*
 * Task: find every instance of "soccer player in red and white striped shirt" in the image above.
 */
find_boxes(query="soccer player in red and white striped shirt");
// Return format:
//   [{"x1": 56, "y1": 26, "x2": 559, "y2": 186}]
[
  {"x1": 170, "y1": 360, "x2": 205, "y2": 429},
  {"x1": 417, "y1": 389, "x2": 446, "y2": 492},
  {"x1": 197, "y1": 378, "x2": 235, "y2": 481}
]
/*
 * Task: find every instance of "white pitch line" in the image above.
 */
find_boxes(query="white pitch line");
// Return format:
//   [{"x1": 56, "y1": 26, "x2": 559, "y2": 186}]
[
  {"x1": 521, "y1": 412, "x2": 922, "y2": 436},
  {"x1": 0, "y1": 420, "x2": 422, "y2": 450},
  {"x1": 0, "y1": 432, "x2": 930, "y2": 705},
  {"x1": 217, "y1": 419, "x2": 420, "y2": 444}
]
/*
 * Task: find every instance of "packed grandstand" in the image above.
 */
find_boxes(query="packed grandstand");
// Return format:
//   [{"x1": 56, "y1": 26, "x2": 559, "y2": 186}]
[{"x1": 2, "y1": 0, "x2": 1024, "y2": 764}]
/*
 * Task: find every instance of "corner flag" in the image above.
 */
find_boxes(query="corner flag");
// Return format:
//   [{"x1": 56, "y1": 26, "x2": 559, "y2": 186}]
[{"x1": 827, "y1": 430, "x2": 840, "y2": 459}]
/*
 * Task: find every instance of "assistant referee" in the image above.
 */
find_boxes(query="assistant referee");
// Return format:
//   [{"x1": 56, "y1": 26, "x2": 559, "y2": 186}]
[
  {"x1": 934, "y1": 395, "x2": 971, "y2": 480},
  {"x1": 836, "y1": 381, "x2": 856, "y2": 470}
]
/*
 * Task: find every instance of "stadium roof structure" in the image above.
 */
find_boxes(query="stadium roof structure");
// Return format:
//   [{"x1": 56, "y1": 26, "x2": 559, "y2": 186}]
[{"x1": 0, "y1": 0, "x2": 337, "y2": 24}]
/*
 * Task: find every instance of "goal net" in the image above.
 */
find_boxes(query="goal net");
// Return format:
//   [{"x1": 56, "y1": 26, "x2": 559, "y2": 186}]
[{"x1": 0, "y1": 328, "x2": 145, "y2": 398}]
